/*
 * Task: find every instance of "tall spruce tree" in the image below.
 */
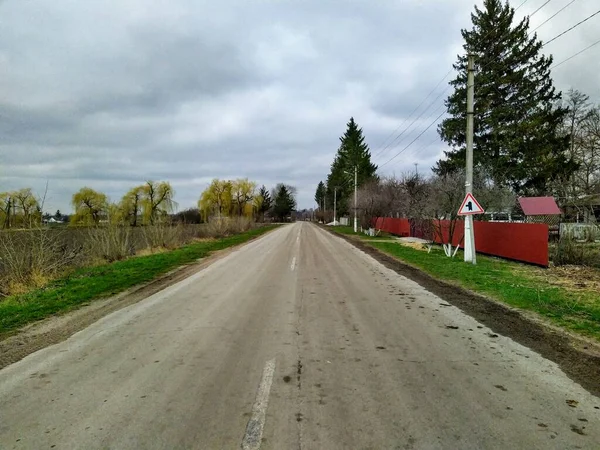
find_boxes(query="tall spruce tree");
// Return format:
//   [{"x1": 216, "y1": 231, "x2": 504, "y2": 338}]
[
  {"x1": 314, "y1": 181, "x2": 326, "y2": 208},
  {"x1": 326, "y1": 117, "x2": 378, "y2": 215},
  {"x1": 435, "y1": 0, "x2": 575, "y2": 195},
  {"x1": 272, "y1": 184, "x2": 296, "y2": 221}
]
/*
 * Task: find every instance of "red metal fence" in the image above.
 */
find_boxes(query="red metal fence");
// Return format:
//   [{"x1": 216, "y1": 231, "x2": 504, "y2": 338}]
[{"x1": 373, "y1": 217, "x2": 549, "y2": 266}]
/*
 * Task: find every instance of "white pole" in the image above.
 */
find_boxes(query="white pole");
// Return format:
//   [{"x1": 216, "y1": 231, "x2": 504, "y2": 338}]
[
  {"x1": 464, "y1": 54, "x2": 476, "y2": 264},
  {"x1": 353, "y1": 166, "x2": 358, "y2": 233},
  {"x1": 334, "y1": 188, "x2": 337, "y2": 225}
]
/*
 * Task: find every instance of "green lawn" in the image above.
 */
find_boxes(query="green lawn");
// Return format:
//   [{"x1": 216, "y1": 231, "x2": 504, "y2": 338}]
[
  {"x1": 335, "y1": 229, "x2": 600, "y2": 341},
  {"x1": 0, "y1": 226, "x2": 279, "y2": 335},
  {"x1": 330, "y1": 225, "x2": 395, "y2": 240}
]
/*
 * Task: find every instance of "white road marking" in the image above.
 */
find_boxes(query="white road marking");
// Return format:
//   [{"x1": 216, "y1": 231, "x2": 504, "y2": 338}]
[
  {"x1": 241, "y1": 358, "x2": 276, "y2": 450},
  {"x1": 290, "y1": 257, "x2": 296, "y2": 271}
]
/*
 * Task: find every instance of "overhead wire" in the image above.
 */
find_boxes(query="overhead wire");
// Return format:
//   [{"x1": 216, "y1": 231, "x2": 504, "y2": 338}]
[
  {"x1": 379, "y1": 106, "x2": 448, "y2": 168},
  {"x1": 347, "y1": 0, "x2": 592, "y2": 182},
  {"x1": 551, "y1": 37, "x2": 600, "y2": 68},
  {"x1": 542, "y1": 8, "x2": 600, "y2": 47},
  {"x1": 375, "y1": 0, "x2": 557, "y2": 169},
  {"x1": 373, "y1": 84, "x2": 453, "y2": 161},
  {"x1": 530, "y1": 0, "x2": 577, "y2": 33},
  {"x1": 530, "y1": 0, "x2": 553, "y2": 18},
  {"x1": 371, "y1": 68, "x2": 453, "y2": 158}
]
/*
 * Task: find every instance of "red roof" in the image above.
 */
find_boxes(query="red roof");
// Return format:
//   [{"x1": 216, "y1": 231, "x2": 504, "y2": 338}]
[{"x1": 518, "y1": 197, "x2": 561, "y2": 216}]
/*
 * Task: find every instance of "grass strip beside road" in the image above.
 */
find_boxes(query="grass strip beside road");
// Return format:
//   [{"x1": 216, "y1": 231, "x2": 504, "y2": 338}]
[
  {"x1": 0, "y1": 225, "x2": 279, "y2": 335},
  {"x1": 333, "y1": 228, "x2": 600, "y2": 341}
]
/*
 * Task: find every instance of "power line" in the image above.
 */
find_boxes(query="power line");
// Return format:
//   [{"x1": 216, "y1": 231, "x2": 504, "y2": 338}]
[
  {"x1": 542, "y1": 8, "x2": 600, "y2": 47},
  {"x1": 530, "y1": 0, "x2": 577, "y2": 33},
  {"x1": 372, "y1": 68, "x2": 453, "y2": 158},
  {"x1": 373, "y1": 0, "x2": 552, "y2": 167},
  {"x1": 379, "y1": 107, "x2": 447, "y2": 168},
  {"x1": 530, "y1": 0, "x2": 553, "y2": 18},
  {"x1": 375, "y1": 84, "x2": 452, "y2": 162},
  {"x1": 515, "y1": 0, "x2": 532, "y2": 12},
  {"x1": 347, "y1": 0, "x2": 580, "y2": 181},
  {"x1": 551, "y1": 37, "x2": 600, "y2": 68}
]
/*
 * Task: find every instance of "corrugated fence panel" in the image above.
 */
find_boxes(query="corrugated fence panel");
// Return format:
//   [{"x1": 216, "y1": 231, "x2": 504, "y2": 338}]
[
  {"x1": 373, "y1": 218, "x2": 548, "y2": 266},
  {"x1": 374, "y1": 218, "x2": 410, "y2": 237}
]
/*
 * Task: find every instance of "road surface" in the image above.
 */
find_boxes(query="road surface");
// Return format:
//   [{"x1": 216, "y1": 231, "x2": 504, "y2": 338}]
[{"x1": 0, "y1": 223, "x2": 598, "y2": 449}]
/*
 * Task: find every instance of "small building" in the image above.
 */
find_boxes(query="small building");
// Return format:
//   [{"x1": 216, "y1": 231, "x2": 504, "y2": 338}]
[
  {"x1": 562, "y1": 194, "x2": 600, "y2": 223},
  {"x1": 518, "y1": 196, "x2": 562, "y2": 238}
]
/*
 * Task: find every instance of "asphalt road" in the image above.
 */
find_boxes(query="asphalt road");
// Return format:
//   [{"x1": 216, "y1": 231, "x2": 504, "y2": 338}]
[{"x1": 0, "y1": 223, "x2": 598, "y2": 449}]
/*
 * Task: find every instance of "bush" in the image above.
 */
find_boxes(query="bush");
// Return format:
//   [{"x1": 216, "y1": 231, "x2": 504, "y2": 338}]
[
  {"x1": 0, "y1": 228, "x2": 82, "y2": 295},
  {"x1": 205, "y1": 216, "x2": 253, "y2": 237},
  {"x1": 0, "y1": 221, "x2": 255, "y2": 297},
  {"x1": 552, "y1": 233, "x2": 600, "y2": 267},
  {"x1": 86, "y1": 226, "x2": 134, "y2": 263},
  {"x1": 142, "y1": 222, "x2": 187, "y2": 250}
]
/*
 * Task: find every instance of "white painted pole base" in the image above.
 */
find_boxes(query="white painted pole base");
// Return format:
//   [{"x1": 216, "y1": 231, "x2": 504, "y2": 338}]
[{"x1": 464, "y1": 215, "x2": 476, "y2": 264}]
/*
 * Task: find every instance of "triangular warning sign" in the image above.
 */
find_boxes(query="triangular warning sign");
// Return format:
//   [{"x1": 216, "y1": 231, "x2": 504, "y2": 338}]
[{"x1": 458, "y1": 193, "x2": 485, "y2": 215}]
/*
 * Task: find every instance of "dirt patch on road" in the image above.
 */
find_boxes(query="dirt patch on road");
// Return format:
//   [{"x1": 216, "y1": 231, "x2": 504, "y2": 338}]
[
  {"x1": 329, "y1": 229, "x2": 600, "y2": 397},
  {"x1": 0, "y1": 246, "x2": 238, "y2": 370}
]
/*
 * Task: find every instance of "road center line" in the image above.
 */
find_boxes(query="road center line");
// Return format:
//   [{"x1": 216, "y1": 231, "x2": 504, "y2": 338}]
[
  {"x1": 241, "y1": 358, "x2": 276, "y2": 450},
  {"x1": 290, "y1": 257, "x2": 296, "y2": 271}
]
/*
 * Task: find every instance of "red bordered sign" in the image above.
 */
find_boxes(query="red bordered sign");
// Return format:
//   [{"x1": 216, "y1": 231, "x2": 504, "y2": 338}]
[{"x1": 458, "y1": 193, "x2": 484, "y2": 215}]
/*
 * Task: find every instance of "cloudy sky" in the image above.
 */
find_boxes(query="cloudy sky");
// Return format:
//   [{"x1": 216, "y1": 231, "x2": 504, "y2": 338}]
[{"x1": 1, "y1": 0, "x2": 599, "y2": 212}]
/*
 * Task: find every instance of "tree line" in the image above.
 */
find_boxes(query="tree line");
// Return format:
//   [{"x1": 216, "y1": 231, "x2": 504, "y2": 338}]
[
  {"x1": 316, "y1": 0, "x2": 600, "y2": 224},
  {"x1": 0, "y1": 179, "x2": 297, "y2": 230},
  {"x1": 198, "y1": 179, "x2": 297, "y2": 222}
]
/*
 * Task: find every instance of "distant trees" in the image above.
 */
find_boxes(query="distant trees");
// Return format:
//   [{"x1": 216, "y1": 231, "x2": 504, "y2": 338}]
[
  {"x1": 0, "y1": 189, "x2": 42, "y2": 229},
  {"x1": 436, "y1": 0, "x2": 574, "y2": 195},
  {"x1": 325, "y1": 117, "x2": 377, "y2": 215},
  {"x1": 256, "y1": 185, "x2": 272, "y2": 222},
  {"x1": 71, "y1": 187, "x2": 108, "y2": 225},
  {"x1": 172, "y1": 208, "x2": 202, "y2": 224},
  {"x1": 142, "y1": 181, "x2": 175, "y2": 225},
  {"x1": 231, "y1": 178, "x2": 256, "y2": 216},
  {"x1": 272, "y1": 184, "x2": 297, "y2": 221},
  {"x1": 557, "y1": 89, "x2": 600, "y2": 199},
  {"x1": 199, "y1": 179, "x2": 234, "y2": 220},
  {"x1": 120, "y1": 186, "x2": 145, "y2": 227},
  {"x1": 314, "y1": 181, "x2": 326, "y2": 209},
  {"x1": 0, "y1": 176, "x2": 298, "y2": 229}
]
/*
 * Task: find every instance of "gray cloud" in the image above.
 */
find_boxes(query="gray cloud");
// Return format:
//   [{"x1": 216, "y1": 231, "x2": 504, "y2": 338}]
[{"x1": 1, "y1": 0, "x2": 599, "y2": 212}]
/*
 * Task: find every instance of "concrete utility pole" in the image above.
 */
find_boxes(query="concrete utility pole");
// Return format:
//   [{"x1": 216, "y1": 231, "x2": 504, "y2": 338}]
[
  {"x1": 464, "y1": 54, "x2": 477, "y2": 264},
  {"x1": 333, "y1": 187, "x2": 337, "y2": 225},
  {"x1": 353, "y1": 166, "x2": 358, "y2": 233}
]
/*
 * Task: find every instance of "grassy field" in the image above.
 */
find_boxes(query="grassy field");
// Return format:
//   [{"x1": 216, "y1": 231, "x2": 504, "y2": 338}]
[
  {"x1": 0, "y1": 225, "x2": 278, "y2": 335},
  {"x1": 331, "y1": 227, "x2": 600, "y2": 341}
]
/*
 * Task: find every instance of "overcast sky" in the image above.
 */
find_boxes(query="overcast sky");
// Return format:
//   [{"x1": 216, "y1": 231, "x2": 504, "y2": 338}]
[{"x1": 1, "y1": 0, "x2": 599, "y2": 212}]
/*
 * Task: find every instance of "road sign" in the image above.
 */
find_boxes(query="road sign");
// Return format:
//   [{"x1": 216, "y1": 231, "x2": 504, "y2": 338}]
[{"x1": 458, "y1": 193, "x2": 484, "y2": 216}]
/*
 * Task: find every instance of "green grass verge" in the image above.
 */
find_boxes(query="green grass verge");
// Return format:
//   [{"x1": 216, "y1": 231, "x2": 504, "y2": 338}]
[
  {"x1": 330, "y1": 225, "x2": 395, "y2": 240},
  {"x1": 0, "y1": 226, "x2": 279, "y2": 335},
  {"x1": 335, "y1": 229, "x2": 600, "y2": 341}
]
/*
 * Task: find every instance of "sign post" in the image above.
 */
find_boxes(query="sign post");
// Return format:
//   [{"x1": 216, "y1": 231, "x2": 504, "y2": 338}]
[{"x1": 458, "y1": 192, "x2": 484, "y2": 264}]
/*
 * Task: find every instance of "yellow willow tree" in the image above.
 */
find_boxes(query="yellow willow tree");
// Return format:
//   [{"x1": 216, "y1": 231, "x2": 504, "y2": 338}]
[
  {"x1": 12, "y1": 188, "x2": 41, "y2": 228},
  {"x1": 120, "y1": 185, "x2": 145, "y2": 226},
  {"x1": 141, "y1": 181, "x2": 175, "y2": 225},
  {"x1": 198, "y1": 179, "x2": 233, "y2": 220},
  {"x1": 231, "y1": 178, "x2": 256, "y2": 217},
  {"x1": 71, "y1": 187, "x2": 108, "y2": 225}
]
